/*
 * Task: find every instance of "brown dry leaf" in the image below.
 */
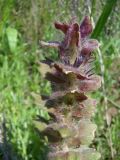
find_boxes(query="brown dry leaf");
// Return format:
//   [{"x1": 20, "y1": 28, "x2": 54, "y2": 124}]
[
  {"x1": 48, "y1": 147, "x2": 101, "y2": 160},
  {"x1": 52, "y1": 62, "x2": 87, "y2": 80}
]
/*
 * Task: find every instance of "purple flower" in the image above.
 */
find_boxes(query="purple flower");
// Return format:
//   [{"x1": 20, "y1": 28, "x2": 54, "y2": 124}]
[
  {"x1": 40, "y1": 16, "x2": 101, "y2": 104},
  {"x1": 41, "y1": 16, "x2": 99, "y2": 65}
]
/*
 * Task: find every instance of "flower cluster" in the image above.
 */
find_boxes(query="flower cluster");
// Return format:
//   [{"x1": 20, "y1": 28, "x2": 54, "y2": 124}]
[{"x1": 39, "y1": 16, "x2": 101, "y2": 160}]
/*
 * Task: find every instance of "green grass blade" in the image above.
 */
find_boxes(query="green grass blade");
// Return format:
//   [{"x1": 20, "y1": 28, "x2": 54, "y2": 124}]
[
  {"x1": 90, "y1": 0, "x2": 97, "y2": 18},
  {"x1": 91, "y1": 0, "x2": 117, "y2": 38},
  {"x1": 6, "y1": 27, "x2": 18, "y2": 53},
  {"x1": 0, "y1": 0, "x2": 15, "y2": 37}
]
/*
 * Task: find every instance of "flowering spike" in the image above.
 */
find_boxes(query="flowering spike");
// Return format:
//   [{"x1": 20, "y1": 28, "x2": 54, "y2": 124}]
[{"x1": 38, "y1": 16, "x2": 101, "y2": 160}]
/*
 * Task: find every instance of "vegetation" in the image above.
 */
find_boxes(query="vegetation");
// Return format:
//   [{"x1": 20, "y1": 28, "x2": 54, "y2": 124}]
[{"x1": 0, "y1": 0, "x2": 120, "y2": 160}]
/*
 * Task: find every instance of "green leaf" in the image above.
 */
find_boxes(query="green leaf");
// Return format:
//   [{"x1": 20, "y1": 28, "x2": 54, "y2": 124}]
[
  {"x1": 91, "y1": 0, "x2": 117, "y2": 38},
  {"x1": 0, "y1": 0, "x2": 15, "y2": 36},
  {"x1": 6, "y1": 27, "x2": 18, "y2": 53}
]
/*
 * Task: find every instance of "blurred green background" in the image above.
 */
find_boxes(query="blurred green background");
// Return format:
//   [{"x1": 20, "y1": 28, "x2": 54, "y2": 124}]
[{"x1": 0, "y1": 0, "x2": 120, "y2": 159}]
